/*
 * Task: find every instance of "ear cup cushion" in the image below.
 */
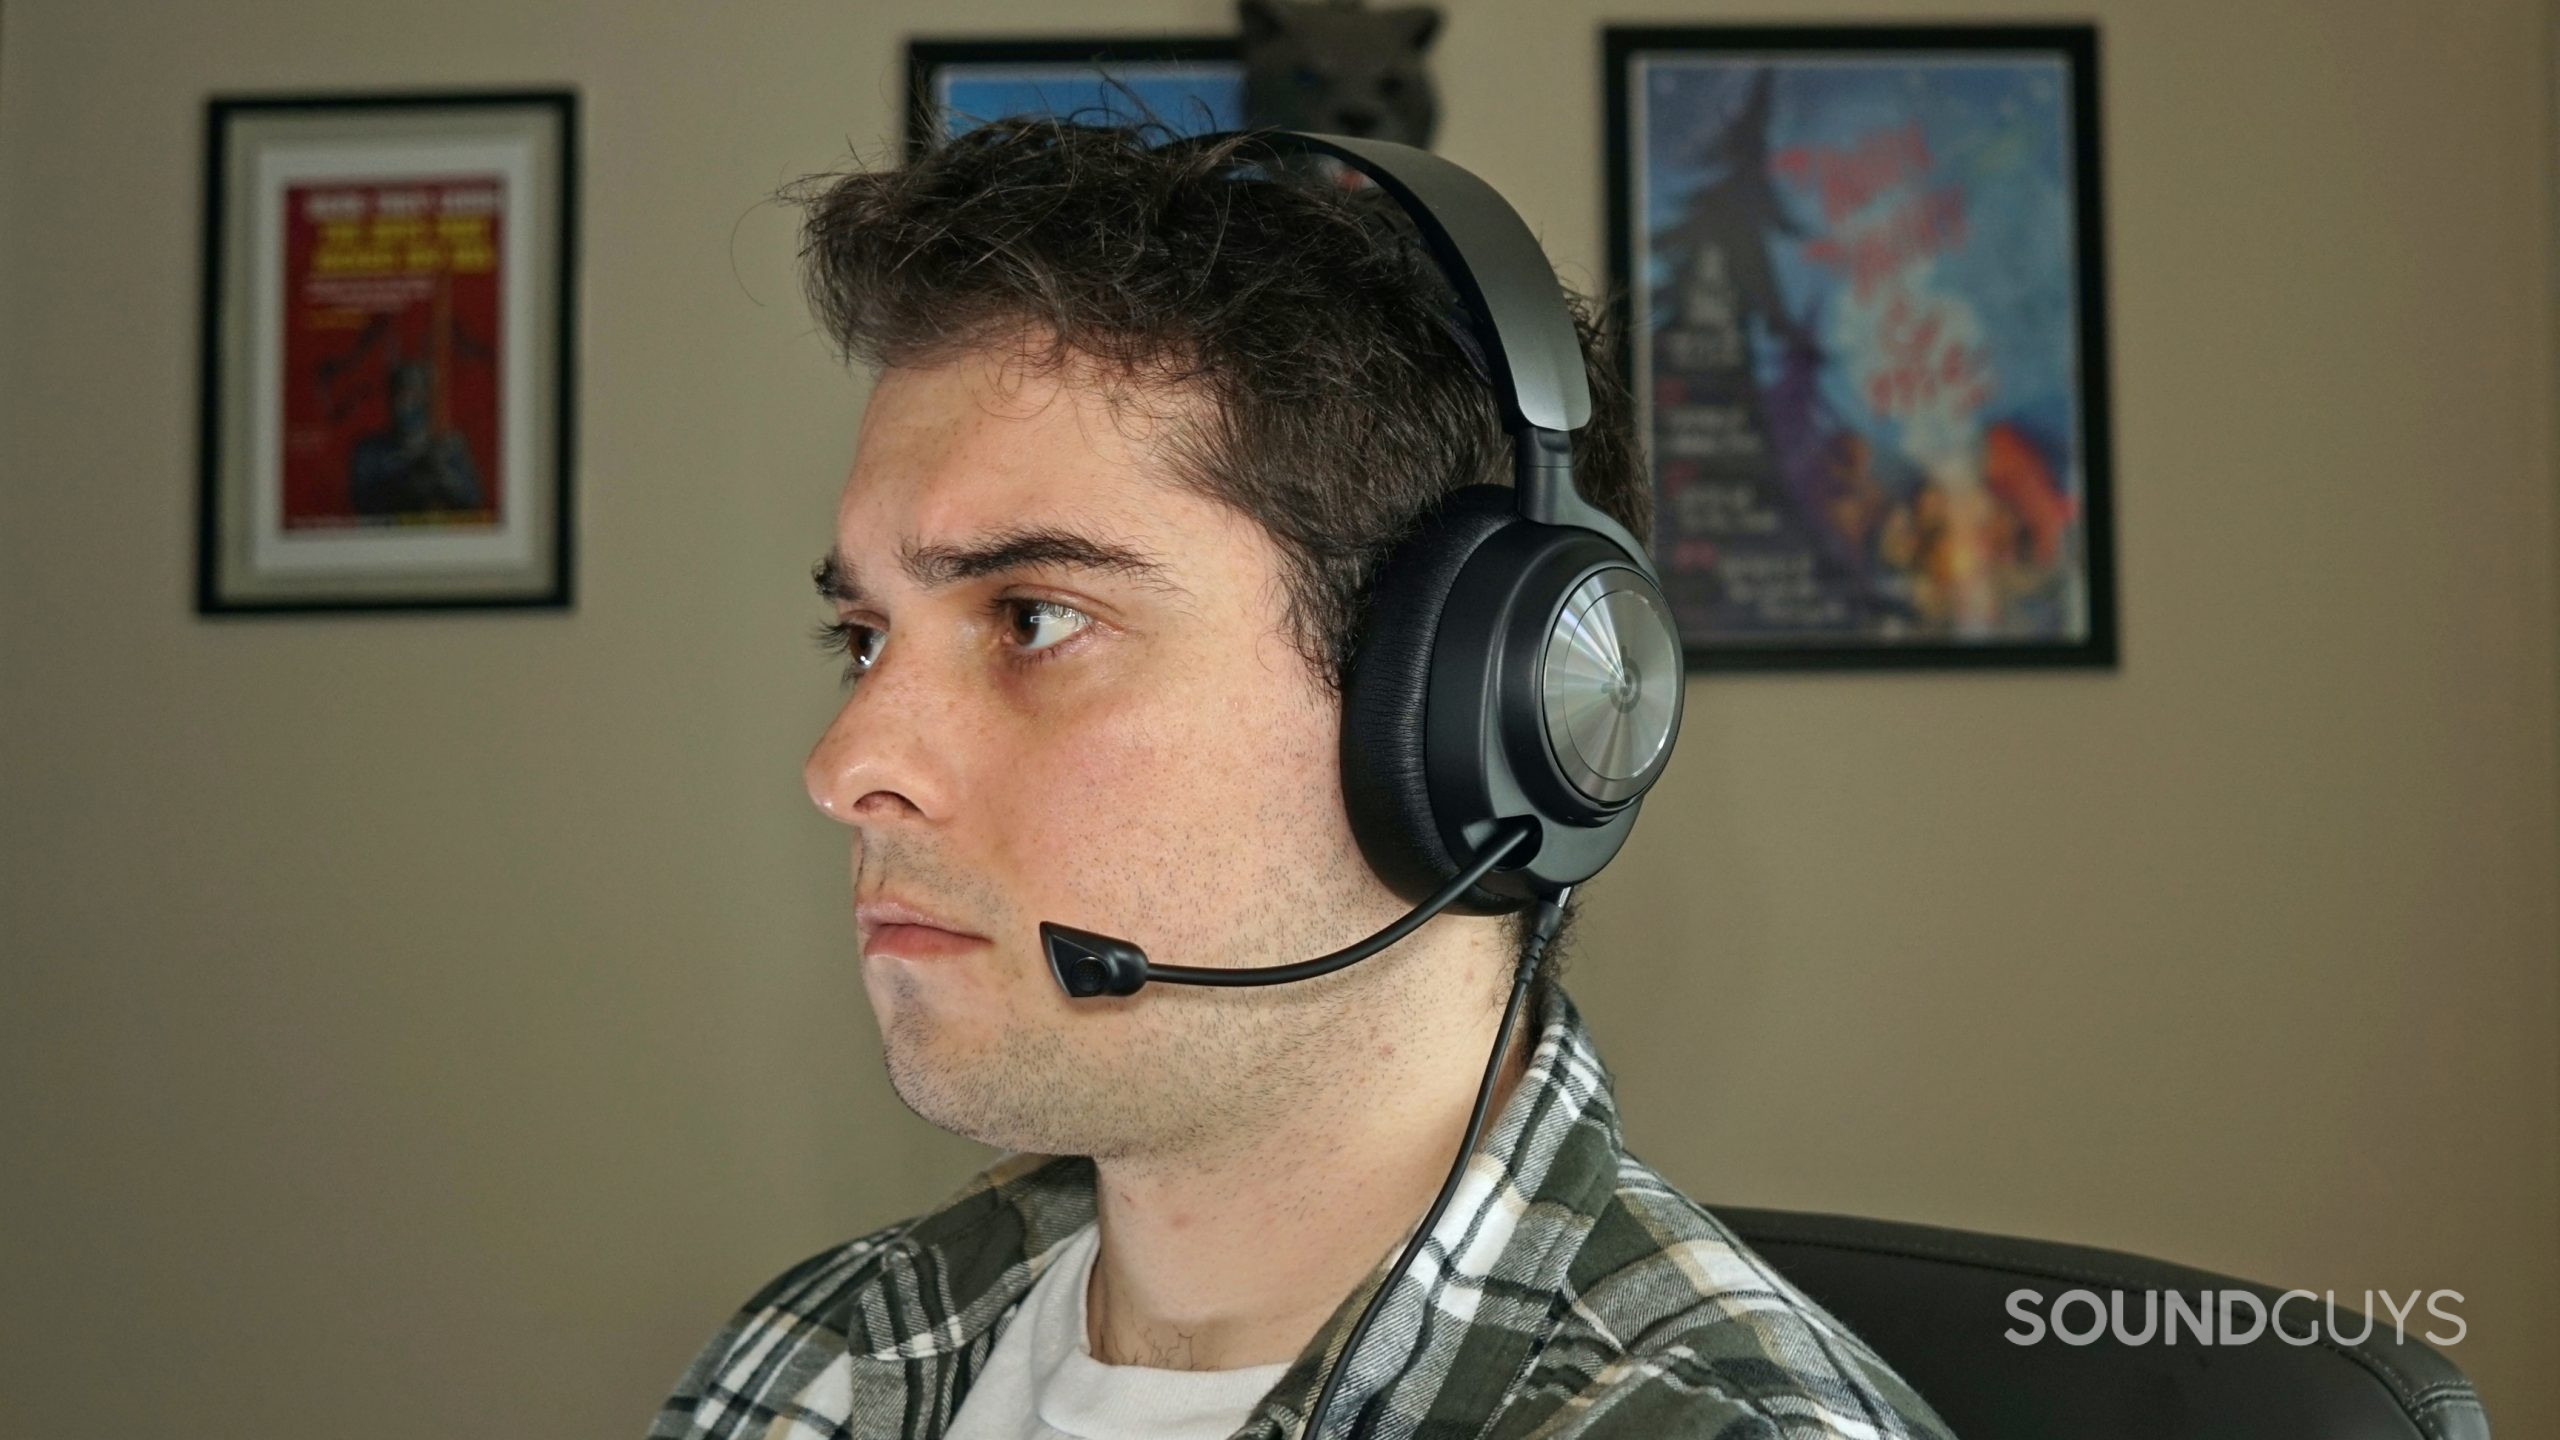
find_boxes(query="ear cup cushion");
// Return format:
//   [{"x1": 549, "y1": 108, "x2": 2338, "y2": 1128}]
[{"x1": 1341, "y1": 485, "x2": 1525, "y2": 912}]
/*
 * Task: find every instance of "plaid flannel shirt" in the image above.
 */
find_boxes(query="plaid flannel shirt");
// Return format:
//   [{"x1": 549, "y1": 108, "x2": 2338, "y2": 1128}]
[{"x1": 648, "y1": 982, "x2": 1955, "y2": 1440}]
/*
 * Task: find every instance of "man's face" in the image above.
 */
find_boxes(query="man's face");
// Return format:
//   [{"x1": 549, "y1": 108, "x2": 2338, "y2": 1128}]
[
  {"x1": 390, "y1": 365, "x2": 429, "y2": 432},
  {"x1": 803, "y1": 348, "x2": 1418, "y2": 1161}
]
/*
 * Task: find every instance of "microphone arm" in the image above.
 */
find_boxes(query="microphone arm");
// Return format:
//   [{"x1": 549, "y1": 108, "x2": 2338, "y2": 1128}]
[{"x1": 1041, "y1": 817, "x2": 1541, "y2": 998}]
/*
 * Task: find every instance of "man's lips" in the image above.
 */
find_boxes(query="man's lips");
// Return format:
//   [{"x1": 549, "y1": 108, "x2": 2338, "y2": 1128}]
[{"x1": 855, "y1": 898, "x2": 991, "y2": 960}]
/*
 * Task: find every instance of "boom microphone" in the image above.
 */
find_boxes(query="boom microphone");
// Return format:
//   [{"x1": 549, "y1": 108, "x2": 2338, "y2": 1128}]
[{"x1": 1040, "y1": 817, "x2": 1538, "y2": 999}]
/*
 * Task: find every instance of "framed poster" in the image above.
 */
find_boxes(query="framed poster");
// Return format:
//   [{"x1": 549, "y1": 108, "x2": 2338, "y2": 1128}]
[
  {"x1": 906, "y1": 38, "x2": 1244, "y2": 157},
  {"x1": 198, "y1": 90, "x2": 577, "y2": 614},
  {"x1": 1606, "y1": 26, "x2": 2115, "y2": 670}
]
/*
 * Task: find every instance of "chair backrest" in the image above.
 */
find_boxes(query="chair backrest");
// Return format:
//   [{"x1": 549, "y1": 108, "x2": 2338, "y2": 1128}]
[{"x1": 1715, "y1": 1205, "x2": 2489, "y2": 1440}]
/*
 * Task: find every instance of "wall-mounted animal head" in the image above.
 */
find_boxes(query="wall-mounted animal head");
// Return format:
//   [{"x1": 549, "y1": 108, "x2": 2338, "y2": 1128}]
[{"x1": 1239, "y1": 0, "x2": 1443, "y2": 148}]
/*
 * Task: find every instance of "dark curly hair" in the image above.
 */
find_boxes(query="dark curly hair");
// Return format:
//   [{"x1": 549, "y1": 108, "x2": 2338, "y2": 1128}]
[{"x1": 787, "y1": 117, "x2": 1648, "y2": 996}]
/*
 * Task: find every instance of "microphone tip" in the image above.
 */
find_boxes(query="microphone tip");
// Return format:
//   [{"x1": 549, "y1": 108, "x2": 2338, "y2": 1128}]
[{"x1": 1040, "y1": 922, "x2": 1152, "y2": 998}]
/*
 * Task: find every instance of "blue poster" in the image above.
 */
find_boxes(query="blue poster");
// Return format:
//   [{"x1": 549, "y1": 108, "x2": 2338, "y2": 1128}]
[
  {"x1": 933, "y1": 61, "x2": 1243, "y2": 142},
  {"x1": 1617, "y1": 33, "x2": 2111, "y2": 663}
]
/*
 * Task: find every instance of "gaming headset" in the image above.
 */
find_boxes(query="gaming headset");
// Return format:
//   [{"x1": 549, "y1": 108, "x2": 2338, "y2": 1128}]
[
  {"x1": 1041, "y1": 129, "x2": 1685, "y2": 995},
  {"x1": 1033, "y1": 130, "x2": 1687, "y2": 1440}
]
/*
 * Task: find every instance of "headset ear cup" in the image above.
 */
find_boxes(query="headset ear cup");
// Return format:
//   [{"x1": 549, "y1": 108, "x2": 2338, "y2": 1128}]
[{"x1": 1341, "y1": 485, "x2": 1525, "y2": 912}]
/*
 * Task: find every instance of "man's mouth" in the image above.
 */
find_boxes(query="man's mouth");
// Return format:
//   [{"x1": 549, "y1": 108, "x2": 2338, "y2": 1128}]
[{"x1": 855, "y1": 897, "x2": 992, "y2": 961}]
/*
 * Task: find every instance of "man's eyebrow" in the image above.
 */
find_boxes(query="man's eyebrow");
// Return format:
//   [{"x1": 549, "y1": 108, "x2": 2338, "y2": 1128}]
[
  {"x1": 811, "y1": 528, "x2": 1189, "y2": 605},
  {"x1": 812, "y1": 550, "x2": 864, "y2": 605}
]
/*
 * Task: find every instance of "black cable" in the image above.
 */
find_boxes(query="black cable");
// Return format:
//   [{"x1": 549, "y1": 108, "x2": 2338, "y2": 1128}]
[{"x1": 1298, "y1": 887, "x2": 1573, "y2": 1440}]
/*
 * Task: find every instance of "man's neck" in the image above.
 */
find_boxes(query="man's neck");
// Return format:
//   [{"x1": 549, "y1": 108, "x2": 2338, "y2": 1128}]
[{"x1": 1081, "y1": 996, "x2": 1534, "y2": 1371}]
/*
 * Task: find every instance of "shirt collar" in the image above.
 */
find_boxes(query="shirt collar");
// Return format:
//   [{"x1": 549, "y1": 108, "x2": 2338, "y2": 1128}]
[{"x1": 844, "y1": 981, "x2": 1627, "y2": 1437}]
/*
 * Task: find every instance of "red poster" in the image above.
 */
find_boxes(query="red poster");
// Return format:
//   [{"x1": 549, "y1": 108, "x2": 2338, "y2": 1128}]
[{"x1": 279, "y1": 176, "x2": 505, "y2": 530}]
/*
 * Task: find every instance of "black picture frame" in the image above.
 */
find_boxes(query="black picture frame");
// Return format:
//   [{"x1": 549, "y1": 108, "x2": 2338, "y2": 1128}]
[
  {"x1": 1605, "y1": 25, "x2": 2117, "y2": 672},
  {"x1": 197, "y1": 89, "x2": 578, "y2": 615},
  {"x1": 905, "y1": 37, "x2": 1245, "y2": 158}
]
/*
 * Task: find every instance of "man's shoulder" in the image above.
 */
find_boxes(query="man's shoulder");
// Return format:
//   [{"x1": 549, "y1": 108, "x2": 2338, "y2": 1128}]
[
  {"x1": 732, "y1": 1217, "x2": 915, "y2": 1332},
  {"x1": 645, "y1": 1217, "x2": 920, "y2": 1440},
  {"x1": 1502, "y1": 1153, "x2": 1956, "y2": 1440},
  {"x1": 650, "y1": 1152, "x2": 1096, "y2": 1439}
]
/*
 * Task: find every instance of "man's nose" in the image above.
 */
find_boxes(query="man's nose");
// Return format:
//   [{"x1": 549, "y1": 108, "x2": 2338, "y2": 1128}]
[{"x1": 801, "y1": 652, "x2": 951, "y2": 826}]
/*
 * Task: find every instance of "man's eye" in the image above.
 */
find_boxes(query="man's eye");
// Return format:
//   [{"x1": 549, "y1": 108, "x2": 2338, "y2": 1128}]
[
  {"x1": 1007, "y1": 599, "x2": 1091, "y2": 655},
  {"x1": 815, "y1": 619, "x2": 885, "y2": 683}
]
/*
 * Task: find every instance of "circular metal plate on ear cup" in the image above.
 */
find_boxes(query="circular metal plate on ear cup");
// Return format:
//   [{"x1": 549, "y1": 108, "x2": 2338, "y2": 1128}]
[{"x1": 1539, "y1": 571, "x2": 1682, "y2": 806}]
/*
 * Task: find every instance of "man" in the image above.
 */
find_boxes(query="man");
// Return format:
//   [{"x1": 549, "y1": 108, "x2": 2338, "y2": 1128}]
[
  {"x1": 347, "y1": 357, "x2": 485, "y2": 516},
  {"x1": 650, "y1": 119, "x2": 1952, "y2": 1440}
]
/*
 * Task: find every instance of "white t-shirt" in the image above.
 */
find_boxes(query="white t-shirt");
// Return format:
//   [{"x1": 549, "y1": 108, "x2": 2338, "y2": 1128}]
[{"x1": 945, "y1": 1220, "x2": 1293, "y2": 1440}]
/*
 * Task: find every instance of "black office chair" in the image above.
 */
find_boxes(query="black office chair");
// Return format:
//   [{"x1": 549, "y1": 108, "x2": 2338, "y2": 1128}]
[{"x1": 1717, "y1": 1205, "x2": 2490, "y2": 1439}]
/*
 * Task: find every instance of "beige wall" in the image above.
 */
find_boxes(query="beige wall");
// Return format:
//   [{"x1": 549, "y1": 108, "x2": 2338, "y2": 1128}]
[{"x1": 4, "y1": 0, "x2": 2554, "y2": 1433}]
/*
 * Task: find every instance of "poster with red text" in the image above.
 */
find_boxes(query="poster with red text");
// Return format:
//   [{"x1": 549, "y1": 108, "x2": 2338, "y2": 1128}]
[{"x1": 278, "y1": 177, "x2": 505, "y2": 531}]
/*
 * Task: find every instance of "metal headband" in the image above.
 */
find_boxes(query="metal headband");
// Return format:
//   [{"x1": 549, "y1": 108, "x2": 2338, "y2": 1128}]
[{"x1": 1189, "y1": 130, "x2": 1593, "y2": 437}]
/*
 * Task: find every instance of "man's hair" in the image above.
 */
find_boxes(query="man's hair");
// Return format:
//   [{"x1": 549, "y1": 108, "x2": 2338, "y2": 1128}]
[{"x1": 788, "y1": 117, "x2": 1650, "y2": 1001}]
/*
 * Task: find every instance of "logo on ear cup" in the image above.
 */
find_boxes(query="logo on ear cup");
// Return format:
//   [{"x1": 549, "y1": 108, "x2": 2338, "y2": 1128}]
[
  {"x1": 1608, "y1": 660, "x2": 1641, "y2": 712},
  {"x1": 1538, "y1": 571, "x2": 1681, "y2": 807}
]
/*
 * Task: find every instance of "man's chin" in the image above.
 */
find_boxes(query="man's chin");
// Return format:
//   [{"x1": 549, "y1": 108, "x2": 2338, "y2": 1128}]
[
  {"x1": 877, "y1": 1023, "x2": 1106, "y2": 1155},
  {"x1": 885, "y1": 1072, "x2": 1064, "y2": 1155}
]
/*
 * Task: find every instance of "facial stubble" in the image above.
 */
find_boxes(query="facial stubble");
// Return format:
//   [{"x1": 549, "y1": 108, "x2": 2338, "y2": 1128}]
[{"x1": 861, "y1": 826, "x2": 1401, "y2": 1165}]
